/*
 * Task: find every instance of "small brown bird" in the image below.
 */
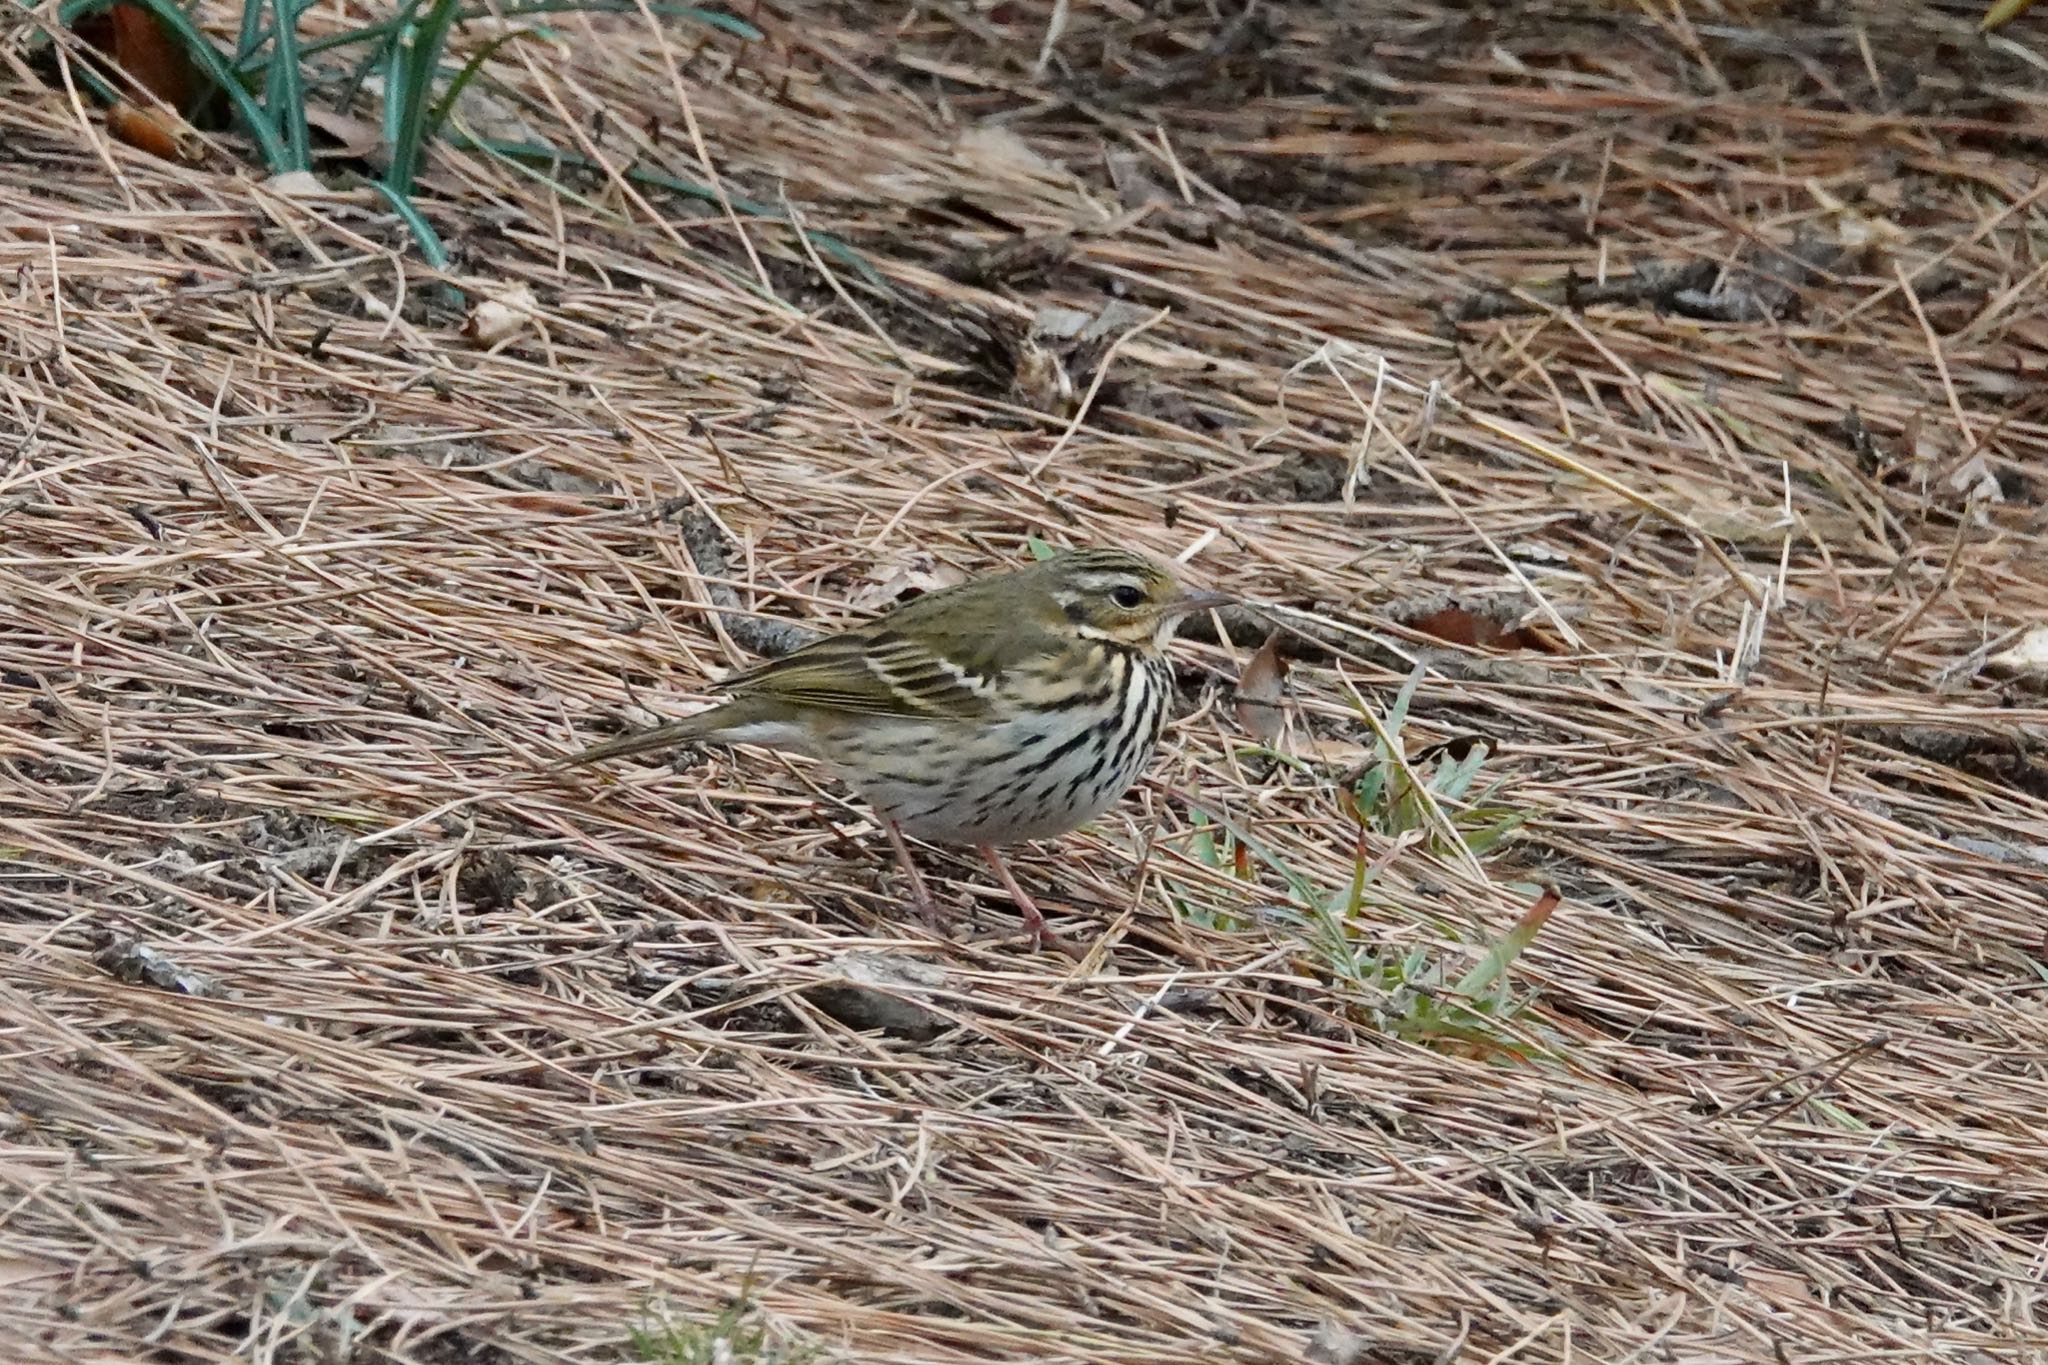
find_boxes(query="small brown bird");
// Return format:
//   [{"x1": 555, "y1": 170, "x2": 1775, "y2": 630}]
[{"x1": 563, "y1": 547, "x2": 1228, "y2": 946}]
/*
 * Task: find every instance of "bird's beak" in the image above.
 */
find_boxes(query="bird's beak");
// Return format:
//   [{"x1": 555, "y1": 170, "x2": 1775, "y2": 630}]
[{"x1": 1165, "y1": 589, "x2": 1233, "y2": 617}]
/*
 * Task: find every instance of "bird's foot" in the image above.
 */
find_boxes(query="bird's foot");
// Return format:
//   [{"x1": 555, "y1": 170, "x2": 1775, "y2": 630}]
[{"x1": 978, "y1": 845, "x2": 1080, "y2": 957}]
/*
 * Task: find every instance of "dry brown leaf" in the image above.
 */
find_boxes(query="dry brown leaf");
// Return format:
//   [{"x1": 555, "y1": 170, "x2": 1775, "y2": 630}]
[
  {"x1": 302, "y1": 105, "x2": 385, "y2": 158},
  {"x1": 75, "y1": 3, "x2": 202, "y2": 108},
  {"x1": 1234, "y1": 630, "x2": 1289, "y2": 745},
  {"x1": 1405, "y1": 605, "x2": 1562, "y2": 654},
  {"x1": 1105, "y1": 150, "x2": 1174, "y2": 210},
  {"x1": 106, "y1": 101, "x2": 202, "y2": 163},
  {"x1": 1742, "y1": 1263, "x2": 1821, "y2": 1304}
]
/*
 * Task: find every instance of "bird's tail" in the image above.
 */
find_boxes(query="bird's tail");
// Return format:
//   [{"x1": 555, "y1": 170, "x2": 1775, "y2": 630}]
[{"x1": 555, "y1": 702, "x2": 742, "y2": 770}]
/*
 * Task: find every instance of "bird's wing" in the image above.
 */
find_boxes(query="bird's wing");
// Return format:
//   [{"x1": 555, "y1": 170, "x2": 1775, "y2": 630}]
[{"x1": 718, "y1": 627, "x2": 1003, "y2": 721}]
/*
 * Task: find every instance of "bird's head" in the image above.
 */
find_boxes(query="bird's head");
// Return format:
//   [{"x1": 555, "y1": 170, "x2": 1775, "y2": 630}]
[{"x1": 1036, "y1": 547, "x2": 1231, "y2": 651}]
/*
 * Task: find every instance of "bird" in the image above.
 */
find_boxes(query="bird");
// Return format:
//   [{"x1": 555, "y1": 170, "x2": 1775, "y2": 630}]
[{"x1": 560, "y1": 546, "x2": 1230, "y2": 947}]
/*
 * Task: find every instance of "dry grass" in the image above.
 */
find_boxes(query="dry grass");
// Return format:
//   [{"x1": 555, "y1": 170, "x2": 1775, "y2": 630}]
[{"x1": 5, "y1": 2, "x2": 2048, "y2": 1361}]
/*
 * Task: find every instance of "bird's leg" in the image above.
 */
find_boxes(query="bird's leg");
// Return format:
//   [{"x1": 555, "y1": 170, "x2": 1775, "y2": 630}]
[
  {"x1": 881, "y1": 818, "x2": 946, "y2": 931},
  {"x1": 978, "y1": 845, "x2": 1054, "y2": 949}
]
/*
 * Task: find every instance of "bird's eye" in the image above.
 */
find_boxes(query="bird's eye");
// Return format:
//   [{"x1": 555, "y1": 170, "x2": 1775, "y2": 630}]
[{"x1": 1110, "y1": 585, "x2": 1146, "y2": 610}]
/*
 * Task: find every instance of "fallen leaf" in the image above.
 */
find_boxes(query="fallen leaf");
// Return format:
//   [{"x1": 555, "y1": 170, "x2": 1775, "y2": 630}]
[
  {"x1": 1078, "y1": 298, "x2": 1159, "y2": 344},
  {"x1": 1409, "y1": 606, "x2": 1496, "y2": 648},
  {"x1": 462, "y1": 283, "x2": 539, "y2": 347},
  {"x1": 1949, "y1": 835, "x2": 2048, "y2": 867},
  {"x1": 1030, "y1": 304, "x2": 1097, "y2": 340},
  {"x1": 1405, "y1": 605, "x2": 1563, "y2": 653},
  {"x1": 1234, "y1": 630, "x2": 1289, "y2": 745},
  {"x1": 76, "y1": 3, "x2": 203, "y2": 108},
  {"x1": 430, "y1": 81, "x2": 549, "y2": 146},
  {"x1": 302, "y1": 105, "x2": 385, "y2": 159},
  {"x1": 107, "y1": 101, "x2": 202, "y2": 163},
  {"x1": 1741, "y1": 1262, "x2": 1820, "y2": 1304}
]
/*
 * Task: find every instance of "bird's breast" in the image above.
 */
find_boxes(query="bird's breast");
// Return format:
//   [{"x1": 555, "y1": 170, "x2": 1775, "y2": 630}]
[{"x1": 819, "y1": 647, "x2": 1172, "y2": 846}]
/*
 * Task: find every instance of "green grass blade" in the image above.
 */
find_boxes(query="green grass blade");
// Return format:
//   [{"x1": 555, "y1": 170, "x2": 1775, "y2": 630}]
[
  {"x1": 1450, "y1": 886, "x2": 1559, "y2": 999},
  {"x1": 383, "y1": 0, "x2": 465, "y2": 194},
  {"x1": 267, "y1": 0, "x2": 310, "y2": 170},
  {"x1": 57, "y1": 0, "x2": 291, "y2": 170},
  {"x1": 1380, "y1": 662, "x2": 1421, "y2": 739},
  {"x1": 1349, "y1": 764, "x2": 1385, "y2": 820},
  {"x1": 1179, "y1": 803, "x2": 1323, "y2": 909},
  {"x1": 380, "y1": 25, "x2": 408, "y2": 172},
  {"x1": 1458, "y1": 810, "x2": 1527, "y2": 858},
  {"x1": 367, "y1": 180, "x2": 452, "y2": 275},
  {"x1": 341, "y1": 0, "x2": 428, "y2": 115},
  {"x1": 1431, "y1": 744, "x2": 1487, "y2": 802},
  {"x1": 1336, "y1": 820, "x2": 1377, "y2": 918},
  {"x1": 1349, "y1": 662, "x2": 1488, "y2": 878},
  {"x1": 236, "y1": 0, "x2": 266, "y2": 62}
]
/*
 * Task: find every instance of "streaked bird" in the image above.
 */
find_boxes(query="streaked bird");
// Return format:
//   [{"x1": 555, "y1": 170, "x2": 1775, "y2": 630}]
[{"x1": 562, "y1": 547, "x2": 1228, "y2": 946}]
